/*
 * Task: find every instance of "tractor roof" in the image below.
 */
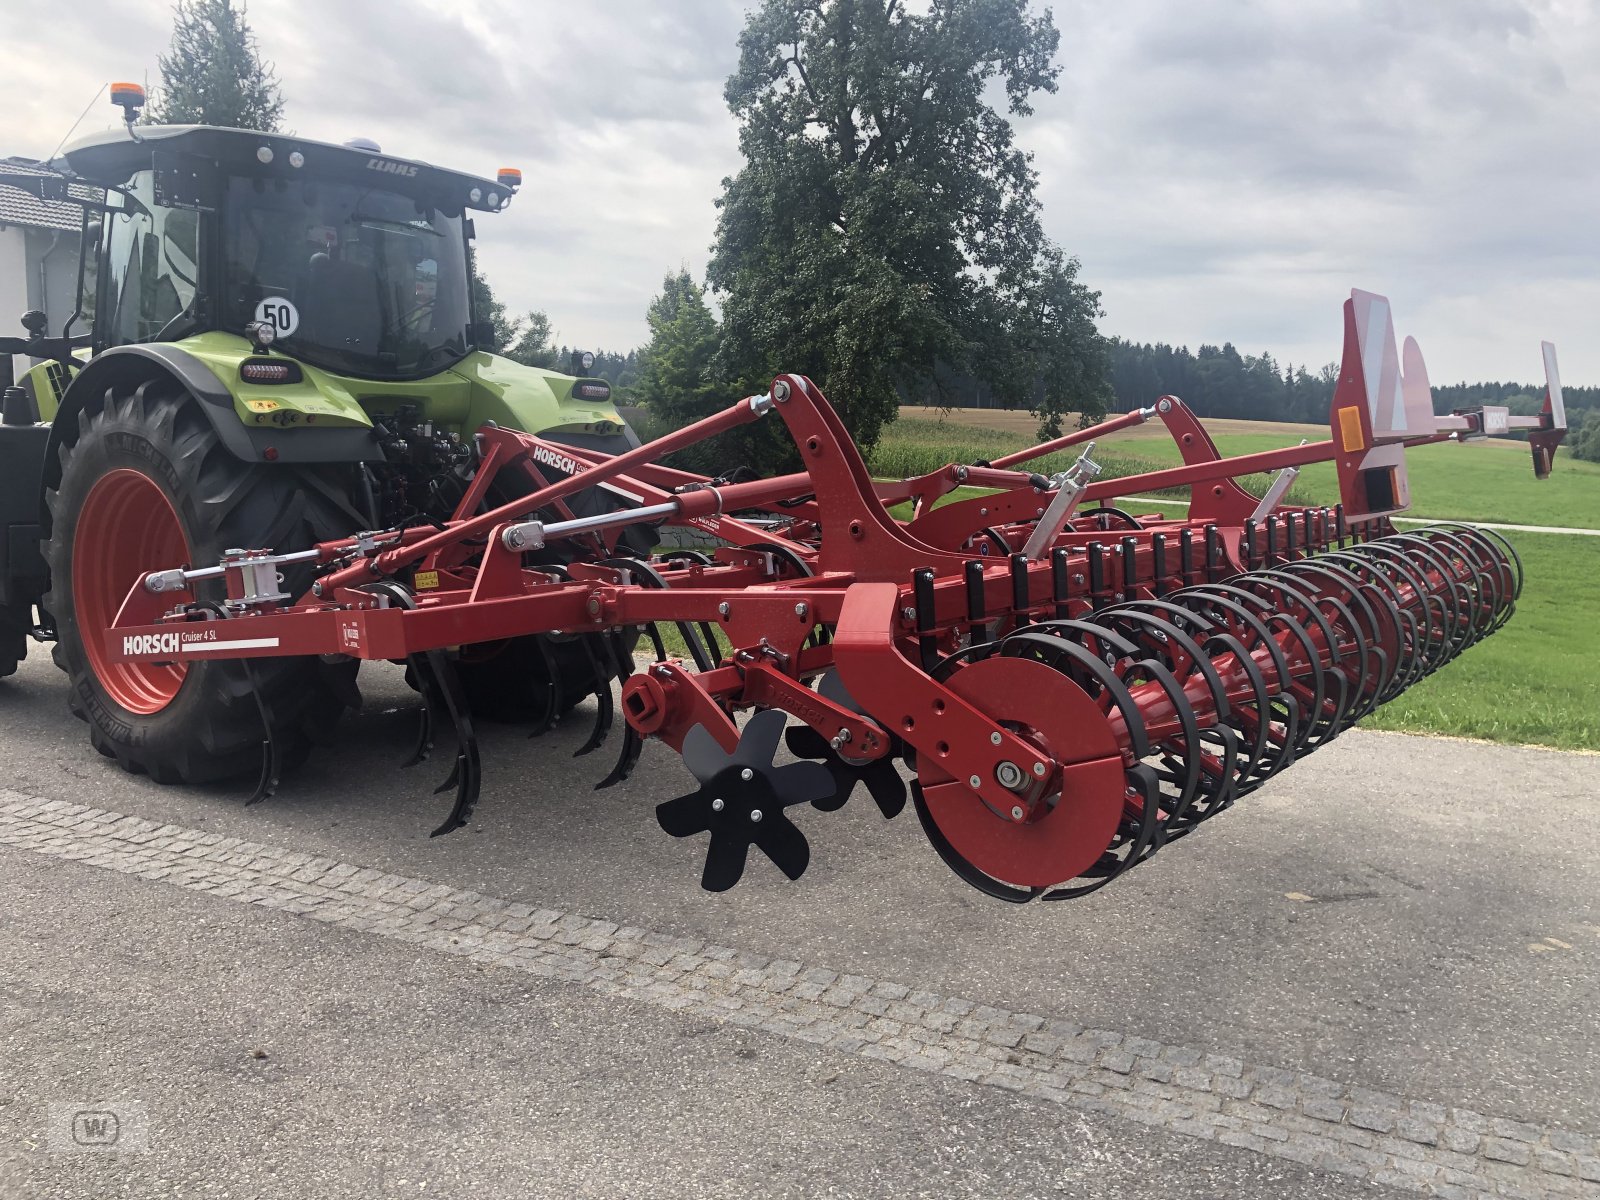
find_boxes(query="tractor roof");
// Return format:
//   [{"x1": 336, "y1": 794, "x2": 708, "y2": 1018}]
[{"x1": 55, "y1": 125, "x2": 516, "y2": 214}]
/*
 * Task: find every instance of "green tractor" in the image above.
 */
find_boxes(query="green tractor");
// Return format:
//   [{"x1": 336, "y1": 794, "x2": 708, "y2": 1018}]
[{"x1": 0, "y1": 83, "x2": 647, "y2": 782}]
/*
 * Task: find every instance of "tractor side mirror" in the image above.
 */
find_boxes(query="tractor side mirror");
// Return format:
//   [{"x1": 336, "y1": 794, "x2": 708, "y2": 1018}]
[
  {"x1": 470, "y1": 321, "x2": 496, "y2": 349},
  {"x1": 20, "y1": 310, "x2": 48, "y2": 337}
]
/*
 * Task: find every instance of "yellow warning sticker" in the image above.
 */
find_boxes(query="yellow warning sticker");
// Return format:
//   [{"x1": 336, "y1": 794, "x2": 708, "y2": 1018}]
[
  {"x1": 245, "y1": 399, "x2": 280, "y2": 412},
  {"x1": 413, "y1": 570, "x2": 440, "y2": 590},
  {"x1": 1337, "y1": 407, "x2": 1365, "y2": 453}
]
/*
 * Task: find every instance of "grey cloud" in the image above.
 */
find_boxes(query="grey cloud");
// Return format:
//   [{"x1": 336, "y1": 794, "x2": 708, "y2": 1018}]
[{"x1": 0, "y1": 0, "x2": 1592, "y2": 381}]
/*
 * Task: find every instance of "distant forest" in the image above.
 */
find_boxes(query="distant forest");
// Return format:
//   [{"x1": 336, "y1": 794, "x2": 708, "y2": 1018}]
[
  {"x1": 1102, "y1": 339, "x2": 1599, "y2": 428},
  {"x1": 580, "y1": 337, "x2": 1600, "y2": 462}
]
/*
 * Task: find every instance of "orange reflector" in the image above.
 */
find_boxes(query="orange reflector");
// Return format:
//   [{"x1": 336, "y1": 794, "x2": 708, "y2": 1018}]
[{"x1": 1337, "y1": 407, "x2": 1365, "y2": 453}]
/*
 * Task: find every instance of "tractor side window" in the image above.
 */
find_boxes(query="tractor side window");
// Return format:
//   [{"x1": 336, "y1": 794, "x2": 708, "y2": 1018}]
[
  {"x1": 75, "y1": 212, "x2": 101, "y2": 338},
  {"x1": 101, "y1": 172, "x2": 202, "y2": 346}
]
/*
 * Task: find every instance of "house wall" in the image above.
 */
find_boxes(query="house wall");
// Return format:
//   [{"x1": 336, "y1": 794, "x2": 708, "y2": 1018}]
[
  {"x1": 0, "y1": 226, "x2": 27, "y2": 340},
  {"x1": 28, "y1": 225, "x2": 83, "y2": 335},
  {"x1": 0, "y1": 223, "x2": 84, "y2": 341}
]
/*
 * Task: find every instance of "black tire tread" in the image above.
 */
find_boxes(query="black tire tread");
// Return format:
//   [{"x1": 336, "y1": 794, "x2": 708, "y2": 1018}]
[{"x1": 43, "y1": 376, "x2": 363, "y2": 783}]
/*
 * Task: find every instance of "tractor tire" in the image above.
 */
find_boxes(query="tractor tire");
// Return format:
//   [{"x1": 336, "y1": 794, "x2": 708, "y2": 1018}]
[
  {"x1": 452, "y1": 635, "x2": 598, "y2": 725},
  {"x1": 0, "y1": 602, "x2": 28, "y2": 679},
  {"x1": 44, "y1": 377, "x2": 365, "y2": 783}
]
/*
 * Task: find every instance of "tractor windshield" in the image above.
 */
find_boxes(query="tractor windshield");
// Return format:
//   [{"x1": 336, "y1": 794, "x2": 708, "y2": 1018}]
[{"x1": 221, "y1": 175, "x2": 472, "y2": 378}]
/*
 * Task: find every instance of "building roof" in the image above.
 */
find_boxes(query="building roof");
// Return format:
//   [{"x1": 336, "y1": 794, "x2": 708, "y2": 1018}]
[{"x1": 0, "y1": 157, "x2": 97, "y2": 233}]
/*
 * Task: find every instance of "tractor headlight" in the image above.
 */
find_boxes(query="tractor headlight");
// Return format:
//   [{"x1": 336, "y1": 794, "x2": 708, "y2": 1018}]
[{"x1": 245, "y1": 321, "x2": 275, "y2": 352}]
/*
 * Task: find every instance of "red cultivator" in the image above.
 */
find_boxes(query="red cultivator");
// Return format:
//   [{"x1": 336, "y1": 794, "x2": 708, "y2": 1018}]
[{"x1": 102, "y1": 291, "x2": 1569, "y2": 899}]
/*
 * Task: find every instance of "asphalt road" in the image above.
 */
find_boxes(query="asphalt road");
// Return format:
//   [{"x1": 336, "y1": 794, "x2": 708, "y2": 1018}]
[{"x1": 1, "y1": 646, "x2": 1597, "y2": 1197}]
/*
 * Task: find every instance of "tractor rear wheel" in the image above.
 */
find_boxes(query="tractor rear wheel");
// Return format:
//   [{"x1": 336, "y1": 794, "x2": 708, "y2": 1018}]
[
  {"x1": 0, "y1": 601, "x2": 28, "y2": 678},
  {"x1": 44, "y1": 377, "x2": 364, "y2": 783}
]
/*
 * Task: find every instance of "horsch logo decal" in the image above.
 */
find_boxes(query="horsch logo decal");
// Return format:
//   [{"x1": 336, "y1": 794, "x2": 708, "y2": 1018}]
[
  {"x1": 532, "y1": 445, "x2": 582, "y2": 476},
  {"x1": 123, "y1": 632, "x2": 184, "y2": 657}
]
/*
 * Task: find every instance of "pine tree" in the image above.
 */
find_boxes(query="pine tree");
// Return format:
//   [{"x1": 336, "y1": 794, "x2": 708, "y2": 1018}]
[{"x1": 148, "y1": 0, "x2": 285, "y2": 131}]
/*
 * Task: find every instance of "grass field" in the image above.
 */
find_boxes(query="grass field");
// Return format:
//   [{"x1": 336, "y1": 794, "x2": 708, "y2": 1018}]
[
  {"x1": 867, "y1": 408, "x2": 1600, "y2": 752},
  {"x1": 1356, "y1": 531, "x2": 1599, "y2": 751},
  {"x1": 889, "y1": 407, "x2": 1600, "y2": 530}
]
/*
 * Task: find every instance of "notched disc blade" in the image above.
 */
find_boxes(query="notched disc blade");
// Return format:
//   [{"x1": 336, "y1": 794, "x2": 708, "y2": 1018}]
[
  {"x1": 657, "y1": 789, "x2": 714, "y2": 838},
  {"x1": 682, "y1": 723, "x2": 731, "y2": 784},
  {"x1": 771, "y1": 760, "x2": 836, "y2": 807},
  {"x1": 754, "y1": 813, "x2": 811, "y2": 882},
  {"x1": 702, "y1": 830, "x2": 752, "y2": 892},
  {"x1": 731, "y1": 708, "x2": 788, "y2": 772}
]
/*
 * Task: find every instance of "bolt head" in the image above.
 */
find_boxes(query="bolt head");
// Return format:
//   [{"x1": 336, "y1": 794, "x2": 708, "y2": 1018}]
[
  {"x1": 773, "y1": 380, "x2": 791, "y2": 402},
  {"x1": 749, "y1": 809, "x2": 763, "y2": 823},
  {"x1": 968, "y1": 774, "x2": 982, "y2": 789},
  {"x1": 794, "y1": 602, "x2": 808, "y2": 619},
  {"x1": 718, "y1": 602, "x2": 731, "y2": 617},
  {"x1": 901, "y1": 606, "x2": 917, "y2": 621},
  {"x1": 711, "y1": 797, "x2": 725, "y2": 812},
  {"x1": 740, "y1": 767, "x2": 754, "y2": 782},
  {"x1": 1032, "y1": 762, "x2": 1047, "y2": 777},
  {"x1": 1010, "y1": 805, "x2": 1025, "y2": 821},
  {"x1": 990, "y1": 731, "x2": 1003, "y2": 745}
]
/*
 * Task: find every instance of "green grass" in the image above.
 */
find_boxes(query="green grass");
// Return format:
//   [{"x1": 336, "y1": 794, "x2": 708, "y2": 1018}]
[
  {"x1": 869, "y1": 418, "x2": 1315, "y2": 503},
  {"x1": 1359, "y1": 532, "x2": 1600, "y2": 751},
  {"x1": 876, "y1": 414, "x2": 1600, "y2": 529},
  {"x1": 1109, "y1": 431, "x2": 1600, "y2": 530}
]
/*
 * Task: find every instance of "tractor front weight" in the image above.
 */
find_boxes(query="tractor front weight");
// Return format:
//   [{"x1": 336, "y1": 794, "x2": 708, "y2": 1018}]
[{"x1": 96, "y1": 291, "x2": 1564, "y2": 899}]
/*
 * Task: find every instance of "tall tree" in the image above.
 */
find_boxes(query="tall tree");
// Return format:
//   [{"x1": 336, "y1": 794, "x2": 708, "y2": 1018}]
[
  {"x1": 632, "y1": 271, "x2": 734, "y2": 472},
  {"x1": 147, "y1": 0, "x2": 285, "y2": 131},
  {"x1": 707, "y1": 0, "x2": 1111, "y2": 466}
]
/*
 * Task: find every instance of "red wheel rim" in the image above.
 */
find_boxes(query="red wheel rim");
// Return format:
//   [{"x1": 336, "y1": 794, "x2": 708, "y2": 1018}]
[{"x1": 74, "y1": 468, "x2": 192, "y2": 714}]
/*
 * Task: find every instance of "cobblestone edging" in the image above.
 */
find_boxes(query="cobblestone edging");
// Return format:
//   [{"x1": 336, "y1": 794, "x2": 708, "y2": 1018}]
[{"x1": 2, "y1": 790, "x2": 1595, "y2": 1200}]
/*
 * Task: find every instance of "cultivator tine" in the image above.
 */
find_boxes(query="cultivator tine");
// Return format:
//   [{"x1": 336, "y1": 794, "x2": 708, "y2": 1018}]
[
  {"x1": 572, "y1": 634, "x2": 615, "y2": 757},
  {"x1": 643, "y1": 622, "x2": 669, "y2": 661},
  {"x1": 596, "y1": 725, "x2": 645, "y2": 791},
  {"x1": 420, "y1": 647, "x2": 482, "y2": 837},
  {"x1": 656, "y1": 710, "x2": 833, "y2": 891},
  {"x1": 401, "y1": 685, "x2": 435, "y2": 769},
  {"x1": 240, "y1": 658, "x2": 281, "y2": 807},
  {"x1": 524, "y1": 636, "x2": 565, "y2": 737}
]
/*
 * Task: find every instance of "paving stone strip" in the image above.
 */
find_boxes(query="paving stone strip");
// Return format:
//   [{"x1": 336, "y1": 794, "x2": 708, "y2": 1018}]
[{"x1": 2, "y1": 789, "x2": 1595, "y2": 1200}]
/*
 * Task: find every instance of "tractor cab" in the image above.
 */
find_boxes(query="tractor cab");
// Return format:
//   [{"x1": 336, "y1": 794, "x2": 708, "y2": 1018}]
[{"x1": 54, "y1": 114, "x2": 517, "y2": 381}]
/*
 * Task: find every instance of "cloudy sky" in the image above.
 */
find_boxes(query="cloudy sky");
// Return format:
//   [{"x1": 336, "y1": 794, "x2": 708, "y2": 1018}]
[{"x1": 6, "y1": 0, "x2": 1595, "y2": 387}]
